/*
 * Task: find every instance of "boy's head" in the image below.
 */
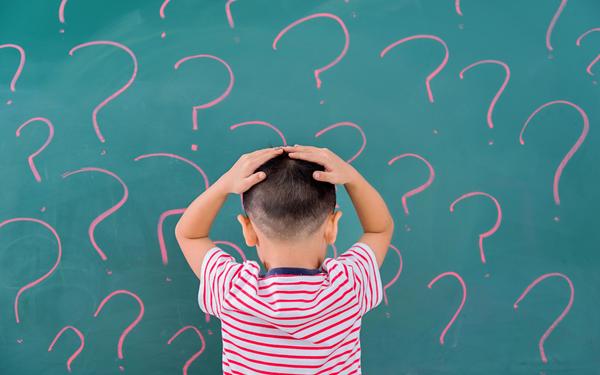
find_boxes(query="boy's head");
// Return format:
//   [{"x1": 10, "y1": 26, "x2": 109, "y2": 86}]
[{"x1": 237, "y1": 150, "x2": 339, "y2": 246}]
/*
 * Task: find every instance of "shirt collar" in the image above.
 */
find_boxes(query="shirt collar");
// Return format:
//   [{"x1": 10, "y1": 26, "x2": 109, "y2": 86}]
[{"x1": 260, "y1": 266, "x2": 323, "y2": 277}]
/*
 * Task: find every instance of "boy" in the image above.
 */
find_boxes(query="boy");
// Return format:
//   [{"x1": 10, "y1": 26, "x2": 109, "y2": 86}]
[{"x1": 175, "y1": 144, "x2": 394, "y2": 374}]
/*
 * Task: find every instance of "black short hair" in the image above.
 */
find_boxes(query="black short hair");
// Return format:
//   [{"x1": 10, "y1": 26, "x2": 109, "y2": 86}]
[{"x1": 242, "y1": 150, "x2": 336, "y2": 242}]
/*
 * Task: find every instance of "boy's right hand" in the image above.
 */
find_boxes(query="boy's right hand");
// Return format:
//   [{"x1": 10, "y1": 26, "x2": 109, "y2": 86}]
[
  {"x1": 282, "y1": 144, "x2": 359, "y2": 185},
  {"x1": 219, "y1": 146, "x2": 284, "y2": 194}
]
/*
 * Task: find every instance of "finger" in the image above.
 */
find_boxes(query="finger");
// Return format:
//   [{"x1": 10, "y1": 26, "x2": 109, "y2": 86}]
[
  {"x1": 283, "y1": 144, "x2": 318, "y2": 152},
  {"x1": 250, "y1": 147, "x2": 284, "y2": 157},
  {"x1": 312, "y1": 170, "x2": 334, "y2": 183},
  {"x1": 247, "y1": 147, "x2": 284, "y2": 165},
  {"x1": 246, "y1": 147, "x2": 283, "y2": 164},
  {"x1": 287, "y1": 151, "x2": 326, "y2": 165},
  {"x1": 244, "y1": 171, "x2": 267, "y2": 188}
]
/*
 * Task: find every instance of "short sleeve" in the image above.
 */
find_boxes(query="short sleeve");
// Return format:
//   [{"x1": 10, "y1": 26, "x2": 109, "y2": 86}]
[
  {"x1": 198, "y1": 247, "x2": 243, "y2": 319},
  {"x1": 336, "y1": 242, "x2": 383, "y2": 314}
]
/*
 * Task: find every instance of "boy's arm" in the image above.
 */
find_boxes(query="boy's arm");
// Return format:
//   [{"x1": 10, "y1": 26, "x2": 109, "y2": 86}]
[
  {"x1": 345, "y1": 169, "x2": 394, "y2": 268},
  {"x1": 175, "y1": 147, "x2": 285, "y2": 279},
  {"x1": 174, "y1": 178, "x2": 229, "y2": 280},
  {"x1": 283, "y1": 144, "x2": 394, "y2": 268}
]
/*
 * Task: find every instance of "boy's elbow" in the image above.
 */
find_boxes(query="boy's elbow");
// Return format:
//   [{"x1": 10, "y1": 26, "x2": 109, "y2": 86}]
[
  {"x1": 174, "y1": 223, "x2": 186, "y2": 239},
  {"x1": 381, "y1": 216, "x2": 394, "y2": 236},
  {"x1": 387, "y1": 216, "x2": 395, "y2": 232}
]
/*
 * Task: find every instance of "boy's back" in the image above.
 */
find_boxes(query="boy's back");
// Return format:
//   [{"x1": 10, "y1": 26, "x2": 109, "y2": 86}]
[
  {"x1": 176, "y1": 145, "x2": 394, "y2": 374},
  {"x1": 200, "y1": 241, "x2": 382, "y2": 375}
]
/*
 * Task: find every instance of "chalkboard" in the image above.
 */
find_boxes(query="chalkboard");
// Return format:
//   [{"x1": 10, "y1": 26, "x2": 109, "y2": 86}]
[{"x1": 1, "y1": 0, "x2": 599, "y2": 374}]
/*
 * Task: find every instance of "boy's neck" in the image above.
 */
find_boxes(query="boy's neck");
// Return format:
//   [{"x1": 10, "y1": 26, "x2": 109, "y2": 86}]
[{"x1": 258, "y1": 243, "x2": 325, "y2": 270}]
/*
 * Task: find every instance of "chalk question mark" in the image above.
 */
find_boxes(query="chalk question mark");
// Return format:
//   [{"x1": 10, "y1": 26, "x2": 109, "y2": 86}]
[
  {"x1": 159, "y1": 0, "x2": 170, "y2": 38},
  {"x1": 455, "y1": 0, "x2": 463, "y2": 16},
  {"x1": 226, "y1": 0, "x2": 236, "y2": 28},
  {"x1": 428, "y1": 271, "x2": 467, "y2": 345},
  {"x1": 387, "y1": 153, "x2": 435, "y2": 215},
  {"x1": 58, "y1": 0, "x2": 68, "y2": 33},
  {"x1": 513, "y1": 272, "x2": 574, "y2": 363},
  {"x1": 174, "y1": 54, "x2": 235, "y2": 151},
  {"x1": 382, "y1": 244, "x2": 403, "y2": 306},
  {"x1": 15, "y1": 117, "x2": 55, "y2": 183},
  {"x1": 546, "y1": 0, "x2": 568, "y2": 55},
  {"x1": 449, "y1": 192, "x2": 502, "y2": 264},
  {"x1": 314, "y1": 122, "x2": 366, "y2": 164},
  {"x1": 0, "y1": 43, "x2": 25, "y2": 105},
  {"x1": 68, "y1": 41, "x2": 138, "y2": 151},
  {"x1": 519, "y1": 100, "x2": 589, "y2": 206},
  {"x1": 459, "y1": 59, "x2": 511, "y2": 144},
  {"x1": 48, "y1": 325, "x2": 85, "y2": 372},
  {"x1": 0, "y1": 217, "x2": 62, "y2": 323},
  {"x1": 380, "y1": 35, "x2": 449, "y2": 103},
  {"x1": 94, "y1": 289, "x2": 145, "y2": 366},
  {"x1": 167, "y1": 325, "x2": 206, "y2": 375},
  {"x1": 575, "y1": 28, "x2": 600, "y2": 77},
  {"x1": 61, "y1": 167, "x2": 129, "y2": 265},
  {"x1": 273, "y1": 13, "x2": 350, "y2": 89},
  {"x1": 133, "y1": 153, "x2": 209, "y2": 266},
  {"x1": 230, "y1": 121, "x2": 287, "y2": 145}
]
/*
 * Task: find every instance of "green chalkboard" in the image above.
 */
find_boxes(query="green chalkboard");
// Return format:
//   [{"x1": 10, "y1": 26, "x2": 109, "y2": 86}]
[{"x1": 1, "y1": 0, "x2": 600, "y2": 374}]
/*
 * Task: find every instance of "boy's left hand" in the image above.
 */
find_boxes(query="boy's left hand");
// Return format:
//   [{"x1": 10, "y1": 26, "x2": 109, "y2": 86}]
[{"x1": 218, "y1": 146, "x2": 284, "y2": 194}]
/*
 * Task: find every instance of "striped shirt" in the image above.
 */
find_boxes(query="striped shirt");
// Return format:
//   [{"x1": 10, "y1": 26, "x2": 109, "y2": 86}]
[{"x1": 198, "y1": 242, "x2": 383, "y2": 375}]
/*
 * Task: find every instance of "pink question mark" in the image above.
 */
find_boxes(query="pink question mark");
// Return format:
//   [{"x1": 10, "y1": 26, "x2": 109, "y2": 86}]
[
  {"x1": 159, "y1": 0, "x2": 171, "y2": 38},
  {"x1": 387, "y1": 153, "x2": 435, "y2": 215},
  {"x1": 0, "y1": 217, "x2": 62, "y2": 323},
  {"x1": 0, "y1": 43, "x2": 26, "y2": 105},
  {"x1": 314, "y1": 122, "x2": 366, "y2": 164},
  {"x1": 226, "y1": 0, "x2": 236, "y2": 28},
  {"x1": 273, "y1": 13, "x2": 350, "y2": 89},
  {"x1": 230, "y1": 121, "x2": 287, "y2": 145},
  {"x1": 174, "y1": 54, "x2": 235, "y2": 151},
  {"x1": 380, "y1": 35, "x2": 449, "y2": 103},
  {"x1": 459, "y1": 59, "x2": 511, "y2": 145},
  {"x1": 575, "y1": 28, "x2": 600, "y2": 77},
  {"x1": 449, "y1": 192, "x2": 502, "y2": 264},
  {"x1": 167, "y1": 325, "x2": 206, "y2": 375},
  {"x1": 513, "y1": 272, "x2": 574, "y2": 363},
  {"x1": 382, "y1": 244, "x2": 403, "y2": 306},
  {"x1": 455, "y1": 0, "x2": 463, "y2": 16},
  {"x1": 133, "y1": 153, "x2": 209, "y2": 265},
  {"x1": 15, "y1": 117, "x2": 55, "y2": 183},
  {"x1": 428, "y1": 271, "x2": 467, "y2": 345},
  {"x1": 546, "y1": 0, "x2": 568, "y2": 55},
  {"x1": 519, "y1": 100, "x2": 589, "y2": 206},
  {"x1": 58, "y1": 0, "x2": 68, "y2": 33},
  {"x1": 94, "y1": 289, "x2": 145, "y2": 365},
  {"x1": 48, "y1": 325, "x2": 85, "y2": 372},
  {"x1": 61, "y1": 167, "x2": 129, "y2": 265},
  {"x1": 68, "y1": 41, "x2": 138, "y2": 151}
]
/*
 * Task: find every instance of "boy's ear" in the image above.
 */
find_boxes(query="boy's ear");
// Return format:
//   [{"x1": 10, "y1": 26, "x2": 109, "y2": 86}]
[
  {"x1": 237, "y1": 214, "x2": 258, "y2": 247},
  {"x1": 325, "y1": 210, "x2": 342, "y2": 245}
]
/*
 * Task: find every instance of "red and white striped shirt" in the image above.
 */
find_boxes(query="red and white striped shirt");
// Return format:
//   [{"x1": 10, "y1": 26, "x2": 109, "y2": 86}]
[{"x1": 198, "y1": 242, "x2": 383, "y2": 375}]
